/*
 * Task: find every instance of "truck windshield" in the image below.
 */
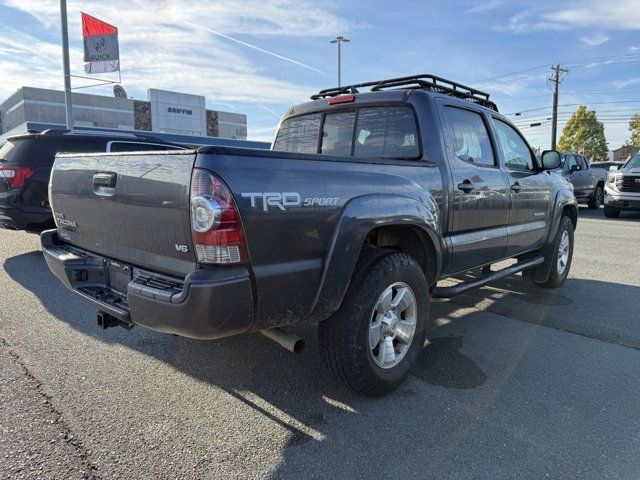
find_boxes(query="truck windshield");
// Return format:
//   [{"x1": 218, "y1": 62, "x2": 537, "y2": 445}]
[
  {"x1": 274, "y1": 106, "x2": 420, "y2": 159},
  {"x1": 623, "y1": 154, "x2": 640, "y2": 169}
]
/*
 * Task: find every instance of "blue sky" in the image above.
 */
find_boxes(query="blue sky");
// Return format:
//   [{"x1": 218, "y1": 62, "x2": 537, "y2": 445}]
[{"x1": 0, "y1": 0, "x2": 638, "y2": 148}]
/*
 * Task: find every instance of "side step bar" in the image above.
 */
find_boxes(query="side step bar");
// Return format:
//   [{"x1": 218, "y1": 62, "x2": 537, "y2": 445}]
[{"x1": 432, "y1": 256, "x2": 544, "y2": 299}]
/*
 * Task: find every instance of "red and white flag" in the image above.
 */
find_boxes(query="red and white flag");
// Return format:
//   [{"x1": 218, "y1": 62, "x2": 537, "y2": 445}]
[{"x1": 81, "y1": 12, "x2": 119, "y2": 74}]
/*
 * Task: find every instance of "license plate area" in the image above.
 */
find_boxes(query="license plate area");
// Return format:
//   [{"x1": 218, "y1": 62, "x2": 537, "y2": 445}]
[{"x1": 105, "y1": 260, "x2": 132, "y2": 297}]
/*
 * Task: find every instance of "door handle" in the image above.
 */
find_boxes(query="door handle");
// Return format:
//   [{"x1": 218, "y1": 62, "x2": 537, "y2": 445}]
[
  {"x1": 93, "y1": 172, "x2": 117, "y2": 188},
  {"x1": 457, "y1": 180, "x2": 475, "y2": 193}
]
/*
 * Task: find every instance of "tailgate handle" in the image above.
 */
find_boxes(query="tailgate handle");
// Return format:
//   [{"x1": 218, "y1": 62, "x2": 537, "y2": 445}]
[
  {"x1": 93, "y1": 172, "x2": 117, "y2": 188},
  {"x1": 93, "y1": 172, "x2": 117, "y2": 196}
]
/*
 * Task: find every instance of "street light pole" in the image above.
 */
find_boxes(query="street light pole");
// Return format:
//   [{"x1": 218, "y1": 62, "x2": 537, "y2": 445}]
[
  {"x1": 330, "y1": 36, "x2": 350, "y2": 87},
  {"x1": 60, "y1": 0, "x2": 73, "y2": 130}
]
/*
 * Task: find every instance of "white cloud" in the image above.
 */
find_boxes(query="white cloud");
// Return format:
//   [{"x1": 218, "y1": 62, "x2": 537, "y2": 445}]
[
  {"x1": 612, "y1": 78, "x2": 640, "y2": 89},
  {"x1": 467, "y1": 0, "x2": 504, "y2": 14},
  {"x1": 0, "y1": 0, "x2": 355, "y2": 108},
  {"x1": 496, "y1": 0, "x2": 640, "y2": 34},
  {"x1": 544, "y1": 0, "x2": 640, "y2": 30},
  {"x1": 580, "y1": 34, "x2": 610, "y2": 47},
  {"x1": 477, "y1": 72, "x2": 548, "y2": 97},
  {"x1": 494, "y1": 10, "x2": 567, "y2": 34}
]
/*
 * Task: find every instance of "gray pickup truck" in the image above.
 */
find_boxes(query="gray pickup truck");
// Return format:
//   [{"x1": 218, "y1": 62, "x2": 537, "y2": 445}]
[
  {"x1": 42, "y1": 75, "x2": 577, "y2": 395},
  {"x1": 558, "y1": 153, "x2": 606, "y2": 209}
]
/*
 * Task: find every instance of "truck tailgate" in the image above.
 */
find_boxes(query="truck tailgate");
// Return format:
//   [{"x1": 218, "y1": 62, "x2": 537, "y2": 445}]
[{"x1": 49, "y1": 151, "x2": 197, "y2": 277}]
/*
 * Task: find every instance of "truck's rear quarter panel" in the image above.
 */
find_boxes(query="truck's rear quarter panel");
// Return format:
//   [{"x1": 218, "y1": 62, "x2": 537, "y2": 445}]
[{"x1": 195, "y1": 148, "x2": 444, "y2": 326}]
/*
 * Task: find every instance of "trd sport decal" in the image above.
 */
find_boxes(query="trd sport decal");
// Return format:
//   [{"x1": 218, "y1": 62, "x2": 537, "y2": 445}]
[{"x1": 241, "y1": 192, "x2": 339, "y2": 212}]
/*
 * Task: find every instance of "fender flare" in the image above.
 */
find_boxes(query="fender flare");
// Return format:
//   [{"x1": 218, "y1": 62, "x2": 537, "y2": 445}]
[
  {"x1": 528, "y1": 190, "x2": 578, "y2": 283},
  {"x1": 306, "y1": 193, "x2": 442, "y2": 321}
]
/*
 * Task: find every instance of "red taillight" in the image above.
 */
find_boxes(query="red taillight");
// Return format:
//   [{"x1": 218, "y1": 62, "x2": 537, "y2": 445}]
[
  {"x1": 328, "y1": 94, "x2": 355, "y2": 105},
  {"x1": 0, "y1": 166, "x2": 35, "y2": 189},
  {"x1": 190, "y1": 169, "x2": 248, "y2": 264}
]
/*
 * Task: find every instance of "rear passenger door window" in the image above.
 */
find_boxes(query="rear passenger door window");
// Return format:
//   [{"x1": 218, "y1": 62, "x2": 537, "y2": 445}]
[
  {"x1": 353, "y1": 106, "x2": 419, "y2": 159},
  {"x1": 444, "y1": 107, "x2": 495, "y2": 167},
  {"x1": 321, "y1": 111, "x2": 355, "y2": 156},
  {"x1": 273, "y1": 113, "x2": 322, "y2": 154}
]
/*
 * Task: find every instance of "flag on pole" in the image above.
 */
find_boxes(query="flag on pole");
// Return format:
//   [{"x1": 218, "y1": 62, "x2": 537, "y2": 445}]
[{"x1": 81, "y1": 12, "x2": 119, "y2": 73}]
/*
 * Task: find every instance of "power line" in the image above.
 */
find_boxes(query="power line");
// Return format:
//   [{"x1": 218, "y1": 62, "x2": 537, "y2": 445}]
[
  {"x1": 563, "y1": 90, "x2": 640, "y2": 96},
  {"x1": 561, "y1": 52, "x2": 640, "y2": 64},
  {"x1": 563, "y1": 55, "x2": 640, "y2": 68},
  {"x1": 506, "y1": 100, "x2": 640, "y2": 116},
  {"x1": 515, "y1": 112, "x2": 639, "y2": 124},
  {"x1": 474, "y1": 65, "x2": 549, "y2": 83},
  {"x1": 570, "y1": 60, "x2": 640, "y2": 70},
  {"x1": 474, "y1": 52, "x2": 640, "y2": 85}
]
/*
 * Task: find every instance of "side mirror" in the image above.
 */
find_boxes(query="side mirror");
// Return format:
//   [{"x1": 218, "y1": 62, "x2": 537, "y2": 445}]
[
  {"x1": 569, "y1": 164, "x2": 580, "y2": 173},
  {"x1": 540, "y1": 150, "x2": 561, "y2": 170}
]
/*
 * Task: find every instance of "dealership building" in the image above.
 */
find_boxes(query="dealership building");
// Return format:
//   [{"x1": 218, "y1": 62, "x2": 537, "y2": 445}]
[{"x1": 0, "y1": 86, "x2": 249, "y2": 144}]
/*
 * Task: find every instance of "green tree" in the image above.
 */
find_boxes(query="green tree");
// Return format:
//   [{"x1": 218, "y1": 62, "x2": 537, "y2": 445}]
[
  {"x1": 628, "y1": 114, "x2": 640, "y2": 149},
  {"x1": 557, "y1": 105, "x2": 608, "y2": 161}
]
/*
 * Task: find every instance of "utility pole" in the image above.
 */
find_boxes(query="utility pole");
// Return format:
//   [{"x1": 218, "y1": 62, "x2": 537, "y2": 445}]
[
  {"x1": 330, "y1": 36, "x2": 350, "y2": 87},
  {"x1": 60, "y1": 0, "x2": 73, "y2": 130},
  {"x1": 549, "y1": 64, "x2": 569, "y2": 150}
]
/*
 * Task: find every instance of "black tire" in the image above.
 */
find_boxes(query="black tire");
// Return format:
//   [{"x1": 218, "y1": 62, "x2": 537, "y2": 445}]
[
  {"x1": 587, "y1": 185, "x2": 603, "y2": 209},
  {"x1": 604, "y1": 206, "x2": 620, "y2": 218},
  {"x1": 318, "y1": 250, "x2": 429, "y2": 396},
  {"x1": 536, "y1": 215, "x2": 574, "y2": 288}
]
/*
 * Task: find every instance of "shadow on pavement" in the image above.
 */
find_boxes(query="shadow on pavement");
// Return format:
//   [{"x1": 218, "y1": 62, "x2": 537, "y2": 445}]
[
  {"x1": 413, "y1": 335, "x2": 487, "y2": 389},
  {"x1": 3, "y1": 251, "x2": 486, "y2": 440},
  {"x1": 4, "y1": 249, "x2": 640, "y2": 478},
  {"x1": 577, "y1": 204, "x2": 640, "y2": 221}
]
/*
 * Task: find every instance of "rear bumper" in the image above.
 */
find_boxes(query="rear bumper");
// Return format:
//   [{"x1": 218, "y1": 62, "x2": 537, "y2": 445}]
[
  {"x1": 0, "y1": 204, "x2": 53, "y2": 231},
  {"x1": 41, "y1": 230, "x2": 255, "y2": 339}
]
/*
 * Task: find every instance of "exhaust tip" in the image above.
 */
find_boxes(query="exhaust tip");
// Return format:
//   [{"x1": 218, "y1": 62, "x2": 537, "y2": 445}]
[
  {"x1": 292, "y1": 339, "x2": 305, "y2": 354},
  {"x1": 260, "y1": 328, "x2": 305, "y2": 354}
]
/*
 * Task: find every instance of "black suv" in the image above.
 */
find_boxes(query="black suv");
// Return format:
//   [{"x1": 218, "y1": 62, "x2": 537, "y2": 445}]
[{"x1": 0, "y1": 130, "x2": 186, "y2": 232}]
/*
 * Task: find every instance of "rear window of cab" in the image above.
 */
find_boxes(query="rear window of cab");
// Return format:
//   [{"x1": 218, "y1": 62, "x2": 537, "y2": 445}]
[{"x1": 273, "y1": 105, "x2": 420, "y2": 160}]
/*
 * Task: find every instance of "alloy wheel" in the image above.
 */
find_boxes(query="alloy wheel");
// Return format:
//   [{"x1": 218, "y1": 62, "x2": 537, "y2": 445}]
[{"x1": 368, "y1": 282, "x2": 417, "y2": 369}]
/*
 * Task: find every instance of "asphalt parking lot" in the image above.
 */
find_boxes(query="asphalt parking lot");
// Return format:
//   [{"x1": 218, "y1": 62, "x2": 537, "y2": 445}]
[{"x1": 1, "y1": 207, "x2": 639, "y2": 480}]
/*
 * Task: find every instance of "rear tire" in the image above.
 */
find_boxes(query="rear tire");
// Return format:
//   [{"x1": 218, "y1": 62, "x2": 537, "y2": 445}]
[
  {"x1": 604, "y1": 206, "x2": 620, "y2": 218},
  {"x1": 318, "y1": 250, "x2": 429, "y2": 396},
  {"x1": 587, "y1": 185, "x2": 603, "y2": 209},
  {"x1": 536, "y1": 215, "x2": 574, "y2": 288}
]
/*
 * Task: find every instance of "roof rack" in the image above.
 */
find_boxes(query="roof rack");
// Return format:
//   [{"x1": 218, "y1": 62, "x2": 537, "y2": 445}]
[{"x1": 311, "y1": 74, "x2": 498, "y2": 111}]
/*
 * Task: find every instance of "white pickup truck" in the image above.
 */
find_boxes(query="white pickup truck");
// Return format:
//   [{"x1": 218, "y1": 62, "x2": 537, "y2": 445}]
[{"x1": 604, "y1": 153, "x2": 640, "y2": 218}]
